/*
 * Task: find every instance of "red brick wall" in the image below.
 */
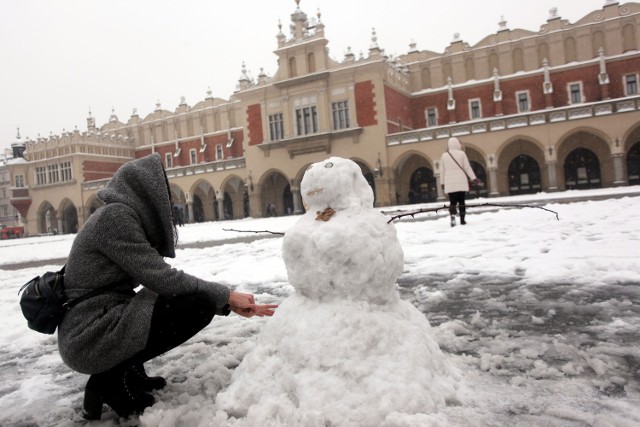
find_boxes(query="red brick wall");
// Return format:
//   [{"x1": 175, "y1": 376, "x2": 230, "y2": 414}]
[
  {"x1": 599, "y1": 56, "x2": 640, "y2": 99},
  {"x1": 355, "y1": 81, "x2": 378, "y2": 127},
  {"x1": 83, "y1": 160, "x2": 126, "y2": 182},
  {"x1": 411, "y1": 92, "x2": 450, "y2": 127},
  {"x1": 384, "y1": 85, "x2": 413, "y2": 133},
  {"x1": 247, "y1": 104, "x2": 263, "y2": 145},
  {"x1": 549, "y1": 64, "x2": 600, "y2": 105},
  {"x1": 452, "y1": 85, "x2": 497, "y2": 121},
  {"x1": 500, "y1": 75, "x2": 546, "y2": 114}
]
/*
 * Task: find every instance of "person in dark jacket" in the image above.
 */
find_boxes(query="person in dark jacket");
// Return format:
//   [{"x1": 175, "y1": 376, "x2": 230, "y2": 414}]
[{"x1": 58, "y1": 153, "x2": 277, "y2": 420}]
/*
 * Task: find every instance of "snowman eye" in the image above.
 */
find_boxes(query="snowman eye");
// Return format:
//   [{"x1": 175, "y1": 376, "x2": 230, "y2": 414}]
[{"x1": 324, "y1": 162, "x2": 333, "y2": 168}]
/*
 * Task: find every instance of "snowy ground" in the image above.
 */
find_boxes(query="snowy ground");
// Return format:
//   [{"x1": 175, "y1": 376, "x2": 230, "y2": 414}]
[{"x1": 1, "y1": 187, "x2": 639, "y2": 426}]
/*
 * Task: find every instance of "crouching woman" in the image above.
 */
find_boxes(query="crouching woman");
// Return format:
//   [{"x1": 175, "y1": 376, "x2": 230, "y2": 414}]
[{"x1": 57, "y1": 153, "x2": 276, "y2": 420}]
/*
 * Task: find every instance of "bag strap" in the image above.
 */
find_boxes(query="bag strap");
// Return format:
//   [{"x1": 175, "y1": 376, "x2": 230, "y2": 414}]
[
  {"x1": 61, "y1": 266, "x2": 131, "y2": 310},
  {"x1": 447, "y1": 150, "x2": 472, "y2": 180}
]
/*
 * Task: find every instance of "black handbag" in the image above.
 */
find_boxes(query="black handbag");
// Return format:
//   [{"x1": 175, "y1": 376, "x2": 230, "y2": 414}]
[{"x1": 18, "y1": 265, "x2": 122, "y2": 334}]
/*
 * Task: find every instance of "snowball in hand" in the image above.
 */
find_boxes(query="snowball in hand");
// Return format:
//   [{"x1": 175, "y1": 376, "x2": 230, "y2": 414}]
[{"x1": 216, "y1": 157, "x2": 461, "y2": 425}]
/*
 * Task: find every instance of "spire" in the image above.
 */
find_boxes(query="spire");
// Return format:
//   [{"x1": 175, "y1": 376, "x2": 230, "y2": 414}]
[
  {"x1": 109, "y1": 107, "x2": 118, "y2": 122},
  {"x1": 369, "y1": 27, "x2": 382, "y2": 58},
  {"x1": 498, "y1": 15, "x2": 508, "y2": 32},
  {"x1": 548, "y1": 7, "x2": 560, "y2": 20},
  {"x1": 87, "y1": 107, "x2": 96, "y2": 131},
  {"x1": 16, "y1": 127, "x2": 21, "y2": 140},
  {"x1": 238, "y1": 61, "x2": 252, "y2": 90}
]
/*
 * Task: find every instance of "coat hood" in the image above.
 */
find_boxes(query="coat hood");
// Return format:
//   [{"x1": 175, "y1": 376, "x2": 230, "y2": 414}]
[
  {"x1": 448, "y1": 137, "x2": 462, "y2": 151},
  {"x1": 97, "y1": 153, "x2": 176, "y2": 258}
]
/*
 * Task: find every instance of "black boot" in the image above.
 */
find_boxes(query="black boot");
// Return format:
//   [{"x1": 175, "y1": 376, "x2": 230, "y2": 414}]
[
  {"x1": 460, "y1": 213, "x2": 466, "y2": 225},
  {"x1": 127, "y1": 364, "x2": 167, "y2": 392},
  {"x1": 82, "y1": 370, "x2": 155, "y2": 420}
]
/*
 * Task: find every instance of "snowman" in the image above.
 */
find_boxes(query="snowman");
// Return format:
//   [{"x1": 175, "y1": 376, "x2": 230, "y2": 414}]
[{"x1": 216, "y1": 157, "x2": 461, "y2": 426}]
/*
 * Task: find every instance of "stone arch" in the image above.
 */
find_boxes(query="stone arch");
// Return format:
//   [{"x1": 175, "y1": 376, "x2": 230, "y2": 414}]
[
  {"x1": 623, "y1": 23, "x2": 636, "y2": 52},
  {"x1": 592, "y1": 30, "x2": 605, "y2": 58},
  {"x1": 169, "y1": 184, "x2": 187, "y2": 225},
  {"x1": 85, "y1": 194, "x2": 104, "y2": 219},
  {"x1": 36, "y1": 201, "x2": 57, "y2": 235},
  {"x1": 289, "y1": 57, "x2": 297, "y2": 78},
  {"x1": 421, "y1": 67, "x2": 431, "y2": 89},
  {"x1": 189, "y1": 179, "x2": 216, "y2": 223},
  {"x1": 563, "y1": 148, "x2": 602, "y2": 189},
  {"x1": 464, "y1": 146, "x2": 488, "y2": 199},
  {"x1": 394, "y1": 151, "x2": 437, "y2": 204},
  {"x1": 564, "y1": 36, "x2": 577, "y2": 63},
  {"x1": 497, "y1": 138, "x2": 546, "y2": 195},
  {"x1": 537, "y1": 42, "x2": 550, "y2": 67},
  {"x1": 512, "y1": 48, "x2": 524, "y2": 72},
  {"x1": 220, "y1": 174, "x2": 247, "y2": 220},
  {"x1": 488, "y1": 52, "x2": 499, "y2": 76},
  {"x1": 307, "y1": 52, "x2": 316, "y2": 73},
  {"x1": 57, "y1": 198, "x2": 78, "y2": 234},
  {"x1": 557, "y1": 130, "x2": 612, "y2": 189},
  {"x1": 351, "y1": 157, "x2": 376, "y2": 204},
  {"x1": 624, "y1": 124, "x2": 640, "y2": 185},
  {"x1": 464, "y1": 57, "x2": 475, "y2": 81},
  {"x1": 259, "y1": 170, "x2": 291, "y2": 217}
]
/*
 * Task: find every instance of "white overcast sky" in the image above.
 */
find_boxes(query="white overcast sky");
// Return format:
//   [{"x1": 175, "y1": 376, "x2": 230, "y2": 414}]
[{"x1": 1, "y1": 0, "x2": 608, "y2": 152}]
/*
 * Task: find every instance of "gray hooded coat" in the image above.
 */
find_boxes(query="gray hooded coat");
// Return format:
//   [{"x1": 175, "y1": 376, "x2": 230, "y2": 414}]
[{"x1": 58, "y1": 153, "x2": 230, "y2": 374}]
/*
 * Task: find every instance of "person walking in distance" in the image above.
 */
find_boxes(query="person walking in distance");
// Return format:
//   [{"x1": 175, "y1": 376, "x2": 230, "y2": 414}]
[{"x1": 440, "y1": 137, "x2": 481, "y2": 227}]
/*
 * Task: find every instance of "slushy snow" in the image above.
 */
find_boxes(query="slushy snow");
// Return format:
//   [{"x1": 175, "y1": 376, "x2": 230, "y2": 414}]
[
  {"x1": 0, "y1": 179, "x2": 639, "y2": 426},
  {"x1": 216, "y1": 157, "x2": 461, "y2": 426}
]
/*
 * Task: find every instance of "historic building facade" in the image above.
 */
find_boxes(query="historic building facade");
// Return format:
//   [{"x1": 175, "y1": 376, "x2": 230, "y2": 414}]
[{"x1": 7, "y1": 0, "x2": 640, "y2": 236}]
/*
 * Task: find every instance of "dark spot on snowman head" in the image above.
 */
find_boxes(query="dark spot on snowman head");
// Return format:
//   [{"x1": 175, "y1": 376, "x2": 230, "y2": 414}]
[{"x1": 325, "y1": 162, "x2": 333, "y2": 169}]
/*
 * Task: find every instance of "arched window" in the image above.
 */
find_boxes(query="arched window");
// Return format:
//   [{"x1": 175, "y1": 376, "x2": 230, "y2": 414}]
[
  {"x1": 627, "y1": 142, "x2": 640, "y2": 185},
  {"x1": 488, "y1": 52, "x2": 499, "y2": 76},
  {"x1": 537, "y1": 43, "x2": 549, "y2": 67},
  {"x1": 465, "y1": 57, "x2": 475, "y2": 81},
  {"x1": 564, "y1": 37, "x2": 577, "y2": 63},
  {"x1": 289, "y1": 57, "x2": 297, "y2": 78},
  {"x1": 508, "y1": 155, "x2": 541, "y2": 195},
  {"x1": 623, "y1": 24, "x2": 637, "y2": 52},
  {"x1": 442, "y1": 62, "x2": 452, "y2": 83},
  {"x1": 468, "y1": 161, "x2": 487, "y2": 199},
  {"x1": 512, "y1": 48, "x2": 524, "y2": 72},
  {"x1": 409, "y1": 167, "x2": 437, "y2": 203},
  {"x1": 307, "y1": 53, "x2": 316, "y2": 73},
  {"x1": 421, "y1": 67, "x2": 431, "y2": 89},
  {"x1": 592, "y1": 30, "x2": 605, "y2": 58},
  {"x1": 564, "y1": 148, "x2": 601, "y2": 189}
]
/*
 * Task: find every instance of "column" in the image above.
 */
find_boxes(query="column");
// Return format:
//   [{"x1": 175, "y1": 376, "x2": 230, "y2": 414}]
[
  {"x1": 612, "y1": 153, "x2": 626, "y2": 185},
  {"x1": 187, "y1": 202, "x2": 194, "y2": 224},
  {"x1": 545, "y1": 160, "x2": 558, "y2": 191},
  {"x1": 216, "y1": 196, "x2": 225, "y2": 220},
  {"x1": 488, "y1": 167, "x2": 500, "y2": 197},
  {"x1": 292, "y1": 185, "x2": 304, "y2": 214}
]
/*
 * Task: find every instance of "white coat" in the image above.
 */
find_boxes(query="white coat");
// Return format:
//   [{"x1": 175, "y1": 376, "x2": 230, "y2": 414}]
[{"x1": 440, "y1": 137, "x2": 477, "y2": 194}]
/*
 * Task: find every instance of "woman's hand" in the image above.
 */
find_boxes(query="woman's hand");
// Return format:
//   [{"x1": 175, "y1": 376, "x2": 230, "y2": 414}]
[
  {"x1": 229, "y1": 303, "x2": 278, "y2": 318},
  {"x1": 227, "y1": 291, "x2": 278, "y2": 317},
  {"x1": 227, "y1": 291, "x2": 255, "y2": 308}
]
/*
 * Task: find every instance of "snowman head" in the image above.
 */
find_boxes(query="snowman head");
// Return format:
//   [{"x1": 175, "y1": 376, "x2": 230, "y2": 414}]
[{"x1": 301, "y1": 157, "x2": 374, "y2": 211}]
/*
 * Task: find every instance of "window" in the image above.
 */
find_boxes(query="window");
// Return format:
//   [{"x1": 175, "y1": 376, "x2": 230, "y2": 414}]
[
  {"x1": 165, "y1": 153, "x2": 173, "y2": 168},
  {"x1": 60, "y1": 161, "x2": 72, "y2": 182},
  {"x1": 568, "y1": 82, "x2": 583, "y2": 104},
  {"x1": 426, "y1": 107, "x2": 438, "y2": 127},
  {"x1": 15, "y1": 175, "x2": 24, "y2": 188},
  {"x1": 469, "y1": 99, "x2": 482, "y2": 119},
  {"x1": 189, "y1": 149, "x2": 197, "y2": 165},
  {"x1": 625, "y1": 74, "x2": 638, "y2": 96},
  {"x1": 295, "y1": 105, "x2": 318, "y2": 136},
  {"x1": 516, "y1": 91, "x2": 530, "y2": 113},
  {"x1": 35, "y1": 166, "x2": 47, "y2": 185},
  {"x1": 216, "y1": 144, "x2": 223, "y2": 160},
  {"x1": 332, "y1": 101, "x2": 350, "y2": 130},
  {"x1": 47, "y1": 164, "x2": 59, "y2": 183},
  {"x1": 268, "y1": 113, "x2": 285, "y2": 141},
  {"x1": 1, "y1": 205, "x2": 7, "y2": 217}
]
